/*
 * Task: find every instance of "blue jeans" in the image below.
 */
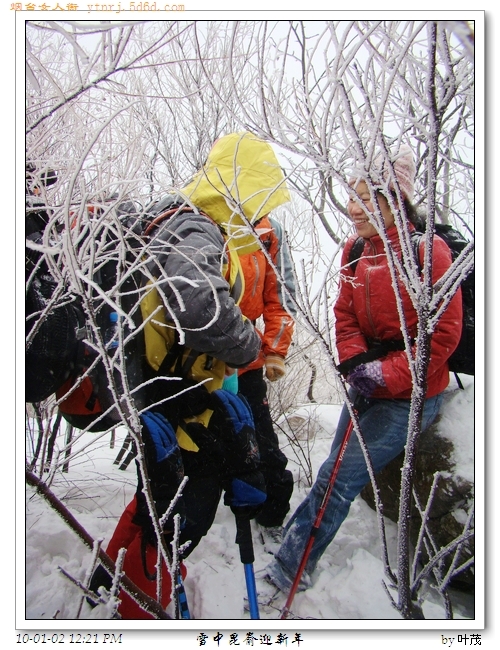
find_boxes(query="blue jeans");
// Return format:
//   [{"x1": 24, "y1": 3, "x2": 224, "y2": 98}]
[{"x1": 266, "y1": 390, "x2": 444, "y2": 592}]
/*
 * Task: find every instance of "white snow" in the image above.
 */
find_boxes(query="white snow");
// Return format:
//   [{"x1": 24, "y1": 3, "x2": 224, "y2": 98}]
[
  {"x1": 23, "y1": 375, "x2": 475, "y2": 626},
  {"x1": 437, "y1": 375, "x2": 475, "y2": 484}
]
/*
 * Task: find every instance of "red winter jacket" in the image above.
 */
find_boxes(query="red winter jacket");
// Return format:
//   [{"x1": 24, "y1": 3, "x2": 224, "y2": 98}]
[
  {"x1": 334, "y1": 224, "x2": 462, "y2": 399},
  {"x1": 238, "y1": 216, "x2": 295, "y2": 374}
]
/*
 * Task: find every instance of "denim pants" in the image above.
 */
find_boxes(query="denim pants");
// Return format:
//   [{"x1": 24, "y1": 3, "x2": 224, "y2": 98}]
[{"x1": 266, "y1": 390, "x2": 444, "y2": 592}]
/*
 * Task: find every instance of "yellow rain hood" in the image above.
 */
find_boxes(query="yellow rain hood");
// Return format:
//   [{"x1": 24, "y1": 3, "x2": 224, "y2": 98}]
[{"x1": 180, "y1": 132, "x2": 290, "y2": 254}]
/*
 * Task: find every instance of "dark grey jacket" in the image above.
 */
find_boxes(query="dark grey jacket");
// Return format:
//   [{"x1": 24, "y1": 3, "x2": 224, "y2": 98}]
[{"x1": 146, "y1": 207, "x2": 260, "y2": 368}]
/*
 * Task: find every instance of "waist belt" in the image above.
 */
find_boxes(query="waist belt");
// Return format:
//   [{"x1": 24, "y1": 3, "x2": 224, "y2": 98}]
[{"x1": 336, "y1": 338, "x2": 409, "y2": 376}]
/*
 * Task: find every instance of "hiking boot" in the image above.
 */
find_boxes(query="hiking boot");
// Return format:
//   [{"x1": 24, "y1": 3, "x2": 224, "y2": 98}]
[
  {"x1": 254, "y1": 568, "x2": 283, "y2": 605},
  {"x1": 265, "y1": 557, "x2": 312, "y2": 593},
  {"x1": 257, "y1": 524, "x2": 283, "y2": 555}
]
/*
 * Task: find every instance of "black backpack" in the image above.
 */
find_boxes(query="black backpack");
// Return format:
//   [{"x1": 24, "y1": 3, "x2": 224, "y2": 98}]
[
  {"x1": 54, "y1": 201, "x2": 147, "y2": 432},
  {"x1": 26, "y1": 191, "x2": 85, "y2": 404},
  {"x1": 26, "y1": 276, "x2": 85, "y2": 403},
  {"x1": 345, "y1": 223, "x2": 474, "y2": 381},
  {"x1": 55, "y1": 196, "x2": 206, "y2": 432},
  {"x1": 26, "y1": 192, "x2": 205, "y2": 431},
  {"x1": 417, "y1": 224, "x2": 474, "y2": 377}
]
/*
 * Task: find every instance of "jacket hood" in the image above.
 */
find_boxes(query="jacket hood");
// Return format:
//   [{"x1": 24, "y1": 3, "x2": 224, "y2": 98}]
[{"x1": 180, "y1": 132, "x2": 290, "y2": 254}]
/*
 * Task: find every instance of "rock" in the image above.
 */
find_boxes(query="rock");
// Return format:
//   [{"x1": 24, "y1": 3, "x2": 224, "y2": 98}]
[
  {"x1": 283, "y1": 413, "x2": 318, "y2": 441},
  {"x1": 360, "y1": 378, "x2": 474, "y2": 591}
]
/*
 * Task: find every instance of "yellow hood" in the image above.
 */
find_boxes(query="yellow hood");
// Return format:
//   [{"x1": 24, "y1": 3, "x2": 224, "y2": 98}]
[{"x1": 180, "y1": 132, "x2": 290, "y2": 254}]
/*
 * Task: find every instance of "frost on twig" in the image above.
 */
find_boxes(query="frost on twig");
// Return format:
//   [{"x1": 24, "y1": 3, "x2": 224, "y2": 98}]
[
  {"x1": 26, "y1": 19, "x2": 474, "y2": 620},
  {"x1": 75, "y1": 538, "x2": 104, "y2": 618}
]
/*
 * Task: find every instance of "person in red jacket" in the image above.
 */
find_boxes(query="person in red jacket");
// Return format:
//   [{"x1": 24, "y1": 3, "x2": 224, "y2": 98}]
[
  {"x1": 264, "y1": 144, "x2": 463, "y2": 594},
  {"x1": 236, "y1": 215, "x2": 296, "y2": 551}
]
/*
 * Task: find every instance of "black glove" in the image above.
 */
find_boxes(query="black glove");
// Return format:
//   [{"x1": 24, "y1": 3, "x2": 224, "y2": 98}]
[
  {"x1": 211, "y1": 390, "x2": 267, "y2": 520},
  {"x1": 133, "y1": 411, "x2": 185, "y2": 543},
  {"x1": 183, "y1": 390, "x2": 259, "y2": 465},
  {"x1": 181, "y1": 390, "x2": 267, "y2": 520}
]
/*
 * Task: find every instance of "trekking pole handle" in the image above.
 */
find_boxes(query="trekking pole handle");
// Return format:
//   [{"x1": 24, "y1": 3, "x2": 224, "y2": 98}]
[
  {"x1": 235, "y1": 516, "x2": 255, "y2": 565},
  {"x1": 235, "y1": 516, "x2": 260, "y2": 619}
]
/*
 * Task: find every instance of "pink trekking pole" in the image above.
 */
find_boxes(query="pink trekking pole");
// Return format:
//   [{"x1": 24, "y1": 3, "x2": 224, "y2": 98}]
[{"x1": 281, "y1": 413, "x2": 356, "y2": 619}]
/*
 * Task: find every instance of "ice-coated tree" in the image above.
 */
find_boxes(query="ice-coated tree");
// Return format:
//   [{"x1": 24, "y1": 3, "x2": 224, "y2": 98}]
[{"x1": 25, "y1": 19, "x2": 475, "y2": 619}]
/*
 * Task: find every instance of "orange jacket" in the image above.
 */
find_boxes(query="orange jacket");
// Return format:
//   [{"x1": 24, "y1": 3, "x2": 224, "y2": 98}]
[{"x1": 238, "y1": 216, "x2": 295, "y2": 374}]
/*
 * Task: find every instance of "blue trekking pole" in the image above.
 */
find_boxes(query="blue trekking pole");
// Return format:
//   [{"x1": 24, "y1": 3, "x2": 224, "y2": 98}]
[
  {"x1": 235, "y1": 516, "x2": 260, "y2": 619},
  {"x1": 175, "y1": 572, "x2": 191, "y2": 619}
]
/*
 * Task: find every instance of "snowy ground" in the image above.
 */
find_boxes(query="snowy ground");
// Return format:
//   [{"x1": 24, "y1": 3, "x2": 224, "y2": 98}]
[{"x1": 24, "y1": 376, "x2": 475, "y2": 623}]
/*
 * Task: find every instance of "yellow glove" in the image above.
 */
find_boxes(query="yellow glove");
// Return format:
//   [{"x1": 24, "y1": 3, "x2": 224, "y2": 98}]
[{"x1": 265, "y1": 355, "x2": 286, "y2": 382}]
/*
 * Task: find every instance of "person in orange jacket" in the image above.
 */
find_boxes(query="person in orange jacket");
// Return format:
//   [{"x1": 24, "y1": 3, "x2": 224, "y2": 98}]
[{"x1": 236, "y1": 214, "x2": 297, "y2": 552}]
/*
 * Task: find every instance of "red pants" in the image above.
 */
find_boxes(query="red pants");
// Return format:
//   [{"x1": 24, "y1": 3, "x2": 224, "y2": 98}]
[{"x1": 106, "y1": 497, "x2": 187, "y2": 619}]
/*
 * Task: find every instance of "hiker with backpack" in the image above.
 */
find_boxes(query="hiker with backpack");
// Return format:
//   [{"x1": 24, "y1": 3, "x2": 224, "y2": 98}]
[
  {"x1": 87, "y1": 132, "x2": 292, "y2": 617},
  {"x1": 237, "y1": 215, "x2": 296, "y2": 553},
  {"x1": 263, "y1": 144, "x2": 463, "y2": 597}
]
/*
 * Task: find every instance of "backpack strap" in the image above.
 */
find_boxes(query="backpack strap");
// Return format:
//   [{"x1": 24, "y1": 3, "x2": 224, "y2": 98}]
[
  {"x1": 143, "y1": 205, "x2": 216, "y2": 238},
  {"x1": 410, "y1": 230, "x2": 424, "y2": 274},
  {"x1": 347, "y1": 236, "x2": 365, "y2": 274},
  {"x1": 144, "y1": 206, "x2": 194, "y2": 237},
  {"x1": 155, "y1": 330, "x2": 203, "y2": 382},
  {"x1": 155, "y1": 333, "x2": 185, "y2": 378},
  {"x1": 349, "y1": 231, "x2": 426, "y2": 276}
]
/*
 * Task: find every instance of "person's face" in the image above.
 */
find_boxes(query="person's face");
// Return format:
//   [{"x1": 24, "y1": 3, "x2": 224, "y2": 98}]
[{"x1": 347, "y1": 180, "x2": 395, "y2": 239}]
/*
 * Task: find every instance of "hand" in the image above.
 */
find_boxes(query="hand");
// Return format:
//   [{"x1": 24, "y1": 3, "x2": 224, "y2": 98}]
[
  {"x1": 347, "y1": 361, "x2": 385, "y2": 397},
  {"x1": 133, "y1": 411, "x2": 185, "y2": 541},
  {"x1": 265, "y1": 354, "x2": 286, "y2": 382}
]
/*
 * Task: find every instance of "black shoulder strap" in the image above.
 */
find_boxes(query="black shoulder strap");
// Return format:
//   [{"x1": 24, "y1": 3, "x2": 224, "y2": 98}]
[
  {"x1": 155, "y1": 332, "x2": 202, "y2": 381},
  {"x1": 349, "y1": 232, "x2": 425, "y2": 275},
  {"x1": 156, "y1": 333, "x2": 185, "y2": 378},
  {"x1": 410, "y1": 231, "x2": 424, "y2": 275},
  {"x1": 347, "y1": 237, "x2": 365, "y2": 273}
]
